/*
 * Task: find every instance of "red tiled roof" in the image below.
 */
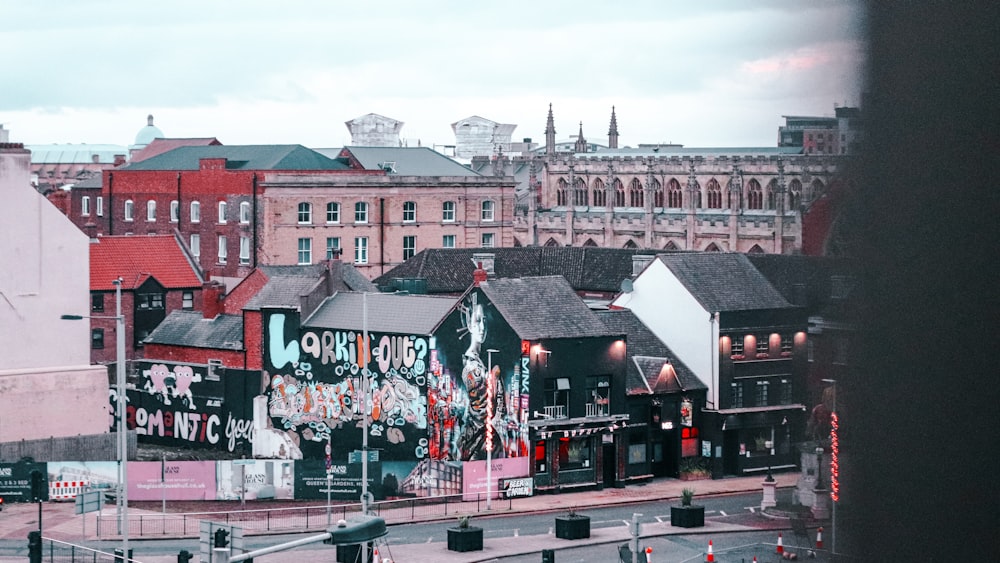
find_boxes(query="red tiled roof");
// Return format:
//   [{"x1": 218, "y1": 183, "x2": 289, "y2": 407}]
[
  {"x1": 90, "y1": 235, "x2": 202, "y2": 291},
  {"x1": 129, "y1": 138, "x2": 222, "y2": 163}
]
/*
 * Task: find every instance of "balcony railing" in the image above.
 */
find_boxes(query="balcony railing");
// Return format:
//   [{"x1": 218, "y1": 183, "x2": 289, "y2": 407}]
[
  {"x1": 586, "y1": 402, "x2": 609, "y2": 417},
  {"x1": 543, "y1": 405, "x2": 567, "y2": 419}
]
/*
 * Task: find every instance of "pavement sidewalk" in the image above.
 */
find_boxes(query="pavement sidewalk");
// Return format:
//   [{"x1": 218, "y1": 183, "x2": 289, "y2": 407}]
[{"x1": 1, "y1": 472, "x2": 807, "y2": 562}]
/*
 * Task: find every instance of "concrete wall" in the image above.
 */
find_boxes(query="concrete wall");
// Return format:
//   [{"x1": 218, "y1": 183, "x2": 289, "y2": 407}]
[{"x1": 0, "y1": 365, "x2": 111, "y2": 443}]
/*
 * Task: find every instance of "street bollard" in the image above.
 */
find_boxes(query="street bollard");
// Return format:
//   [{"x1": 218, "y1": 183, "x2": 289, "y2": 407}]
[{"x1": 542, "y1": 548, "x2": 555, "y2": 562}]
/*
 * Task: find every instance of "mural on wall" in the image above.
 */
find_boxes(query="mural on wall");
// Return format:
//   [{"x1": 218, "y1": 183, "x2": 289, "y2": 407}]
[
  {"x1": 429, "y1": 291, "x2": 529, "y2": 463},
  {"x1": 117, "y1": 362, "x2": 257, "y2": 453},
  {"x1": 263, "y1": 311, "x2": 430, "y2": 461}
]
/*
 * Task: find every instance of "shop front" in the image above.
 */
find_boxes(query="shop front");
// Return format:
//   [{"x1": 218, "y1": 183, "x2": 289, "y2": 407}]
[
  {"x1": 529, "y1": 415, "x2": 628, "y2": 492},
  {"x1": 705, "y1": 406, "x2": 806, "y2": 478}
]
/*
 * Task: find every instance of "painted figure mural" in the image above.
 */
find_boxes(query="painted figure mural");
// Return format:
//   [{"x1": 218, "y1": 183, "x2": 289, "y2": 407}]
[{"x1": 456, "y1": 293, "x2": 506, "y2": 461}]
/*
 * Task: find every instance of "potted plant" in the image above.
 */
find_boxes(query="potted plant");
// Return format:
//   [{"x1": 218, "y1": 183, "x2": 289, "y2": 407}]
[
  {"x1": 679, "y1": 457, "x2": 711, "y2": 481},
  {"x1": 447, "y1": 515, "x2": 483, "y2": 552},
  {"x1": 555, "y1": 507, "x2": 591, "y2": 540},
  {"x1": 670, "y1": 487, "x2": 705, "y2": 528}
]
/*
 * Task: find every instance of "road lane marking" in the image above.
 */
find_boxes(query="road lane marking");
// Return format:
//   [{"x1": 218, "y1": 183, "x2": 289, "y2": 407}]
[
  {"x1": 655, "y1": 516, "x2": 664, "y2": 523},
  {"x1": 748, "y1": 507, "x2": 756, "y2": 513},
  {"x1": 720, "y1": 511, "x2": 728, "y2": 516}
]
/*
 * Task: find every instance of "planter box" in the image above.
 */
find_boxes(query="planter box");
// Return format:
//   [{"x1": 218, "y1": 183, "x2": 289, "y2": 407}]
[
  {"x1": 679, "y1": 472, "x2": 711, "y2": 481},
  {"x1": 555, "y1": 515, "x2": 591, "y2": 540},
  {"x1": 670, "y1": 505, "x2": 705, "y2": 528},
  {"x1": 447, "y1": 527, "x2": 483, "y2": 552}
]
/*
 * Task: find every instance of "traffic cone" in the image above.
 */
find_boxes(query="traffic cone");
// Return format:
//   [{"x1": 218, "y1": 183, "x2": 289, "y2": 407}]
[
  {"x1": 645, "y1": 546, "x2": 653, "y2": 563},
  {"x1": 373, "y1": 547, "x2": 381, "y2": 563},
  {"x1": 816, "y1": 526, "x2": 823, "y2": 549},
  {"x1": 777, "y1": 532, "x2": 784, "y2": 554},
  {"x1": 706, "y1": 539, "x2": 715, "y2": 562}
]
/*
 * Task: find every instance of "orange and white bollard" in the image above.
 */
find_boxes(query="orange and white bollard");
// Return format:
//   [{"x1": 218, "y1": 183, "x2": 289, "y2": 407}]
[
  {"x1": 645, "y1": 546, "x2": 653, "y2": 563},
  {"x1": 706, "y1": 539, "x2": 715, "y2": 562},
  {"x1": 816, "y1": 526, "x2": 824, "y2": 549},
  {"x1": 372, "y1": 547, "x2": 381, "y2": 563},
  {"x1": 777, "y1": 532, "x2": 784, "y2": 554}
]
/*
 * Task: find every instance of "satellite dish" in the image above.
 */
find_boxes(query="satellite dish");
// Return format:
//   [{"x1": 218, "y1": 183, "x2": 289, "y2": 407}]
[{"x1": 620, "y1": 278, "x2": 633, "y2": 293}]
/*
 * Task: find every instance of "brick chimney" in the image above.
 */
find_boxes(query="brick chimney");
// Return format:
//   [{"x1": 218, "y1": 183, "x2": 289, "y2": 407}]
[
  {"x1": 472, "y1": 262, "x2": 488, "y2": 286},
  {"x1": 113, "y1": 154, "x2": 126, "y2": 167},
  {"x1": 202, "y1": 280, "x2": 225, "y2": 319}
]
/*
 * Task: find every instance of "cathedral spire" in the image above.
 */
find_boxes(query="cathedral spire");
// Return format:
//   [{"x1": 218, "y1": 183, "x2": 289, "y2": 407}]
[
  {"x1": 574, "y1": 121, "x2": 588, "y2": 153},
  {"x1": 608, "y1": 106, "x2": 619, "y2": 149},
  {"x1": 545, "y1": 103, "x2": 556, "y2": 156}
]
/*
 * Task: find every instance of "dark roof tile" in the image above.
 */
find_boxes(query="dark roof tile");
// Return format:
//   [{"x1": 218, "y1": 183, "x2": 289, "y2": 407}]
[
  {"x1": 479, "y1": 276, "x2": 615, "y2": 340},
  {"x1": 145, "y1": 310, "x2": 243, "y2": 350},
  {"x1": 658, "y1": 252, "x2": 794, "y2": 312}
]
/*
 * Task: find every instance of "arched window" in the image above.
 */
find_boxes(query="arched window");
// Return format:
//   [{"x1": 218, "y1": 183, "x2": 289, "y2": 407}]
[
  {"x1": 583, "y1": 239, "x2": 598, "y2": 247},
  {"x1": 573, "y1": 177, "x2": 588, "y2": 207},
  {"x1": 652, "y1": 178, "x2": 664, "y2": 208},
  {"x1": 788, "y1": 179, "x2": 802, "y2": 209},
  {"x1": 623, "y1": 240, "x2": 639, "y2": 249},
  {"x1": 747, "y1": 244, "x2": 765, "y2": 254},
  {"x1": 667, "y1": 179, "x2": 683, "y2": 208},
  {"x1": 809, "y1": 179, "x2": 825, "y2": 203},
  {"x1": 706, "y1": 179, "x2": 722, "y2": 209},
  {"x1": 297, "y1": 202, "x2": 312, "y2": 224},
  {"x1": 629, "y1": 178, "x2": 644, "y2": 207},
  {"x1": 705, "y1": 242, "x2": 721, "y2": 252},
  {"x1": 746, "y1": 180, "x2": 763, "y2": 210},
  {"x1": 664, "y1": 240, "x2": 679, "y2": 250},
  {"x1": 766, "y1": 179, "x2": 778, "y2": 210},
  {"x1": 613, "y1": 178, "x2": 626, "y2": 207},
  {"x1": 556, "y1": 178, "x2": 568, "y2": 207},
  {"x1": 592, "y1": 178, "x2": 606, "y2": 207},
  {"x1": 544, "y1": 238, "x2": 560, "y2": 247}
]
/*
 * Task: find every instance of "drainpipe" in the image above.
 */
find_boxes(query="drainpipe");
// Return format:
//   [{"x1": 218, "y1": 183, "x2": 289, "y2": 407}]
[
  {"x1": 176, "y1": 172, "x2": 182, "y2": 229},
  {"x1": 252, "y1": 173, "x2": 259, "y2": 268},
  {"x1": 379, "y1": 197, "x2": 385, "y2": 275},
  {"x1": 108, "y1": 172, "x2": 114, "y2": 235}
]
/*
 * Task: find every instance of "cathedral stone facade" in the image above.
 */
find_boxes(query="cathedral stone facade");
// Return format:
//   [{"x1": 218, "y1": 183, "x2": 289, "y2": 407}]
[{"x1": 497, "y1": 106, "x2": 848, "y2": 254}]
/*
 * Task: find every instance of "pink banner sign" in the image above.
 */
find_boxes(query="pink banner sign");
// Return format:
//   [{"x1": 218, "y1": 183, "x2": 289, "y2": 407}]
[
  {"x1": 461, "y1": 456, "x2": 529, "y2": 500},
  {"x1": 128, "y1": 461, "x2": 216, "y2": 501}
]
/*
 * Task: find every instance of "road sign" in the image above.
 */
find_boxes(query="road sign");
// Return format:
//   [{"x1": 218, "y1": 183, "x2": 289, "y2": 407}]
[
  {"x1": 74, "y1": 490, "x2": 103, "y2": 515},
  {"x1": 348, "y1": 450, "x2": 379, "y2": 464}
]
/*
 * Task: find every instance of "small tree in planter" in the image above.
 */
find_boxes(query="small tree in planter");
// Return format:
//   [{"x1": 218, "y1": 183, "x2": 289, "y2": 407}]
[
  {"x1": 447, "y1": 516, "x2": 483, "y2": 552},
  {"x1": 679, "y1": 457, "x2": 711, "y2": 481},
  {"x1": 555, "y1": 507, "x2": 591, "y2": 540},
  {"x1": 670, "y1": 488, "x2": 705, "y2": 528}
]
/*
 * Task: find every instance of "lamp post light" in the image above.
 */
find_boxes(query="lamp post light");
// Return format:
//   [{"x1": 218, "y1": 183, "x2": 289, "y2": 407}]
[
  {"x1": 485, "y1": 349, "x2": 499, "y2": 510},
  {"x1": 61, "y1": 278, "x2": 128, "y2": 560}
]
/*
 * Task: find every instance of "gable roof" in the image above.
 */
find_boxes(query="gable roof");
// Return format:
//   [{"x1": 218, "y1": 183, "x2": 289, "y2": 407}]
[
  {"x1": 317, "y1": 146, "x2": 480, "y2": 177},
  {"x1": 479, "y1": 276, "x2": 615, "y2": 340},
  {"x1": 144, "y1": 310, "x2": 243, "y2": 350},
  {"x1": 121, "y1": 145, "x2": 349, "y2": 171},
  {"x1": 303, "y1": 292, "x2": 458, "y2": 335},
  {"x1": 657, "y1": 252, "x2": 794, "y2": 312},
  {"x1": 90, "y1": 235, "x2": 202, "y2": 291},
  {"x1": 746, "y1": 254, "x2": 857, "y2": 317},
  {"x1": 375, "y1": 247, "x2": 652, "y2": 294},
  {"x1": 129, "y1": 137, "x2": 222, "y2": 163},
  {"x1": 596, "y1": 310, "x2": 705, "y2": 395}
]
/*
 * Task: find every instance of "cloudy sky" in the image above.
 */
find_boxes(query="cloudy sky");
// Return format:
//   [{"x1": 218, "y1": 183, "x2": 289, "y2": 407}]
[{"x1": 1, "y1": 1, "x2": 866, "y2": 150}]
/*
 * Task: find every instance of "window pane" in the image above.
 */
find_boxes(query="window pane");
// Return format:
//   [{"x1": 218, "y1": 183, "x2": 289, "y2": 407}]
[
  {"x1": 442, "y1": 234, "x2": 455, "y2": 248},
  {"x1": 240, "y1": 201, "x2": 251, "y2": 223},
  {"x1": 481, "y1": 233, "x2": 494, "y2": 248},
  {"x1": 147, "y1": 200, "x2": 156, "y2": 221},
  {"x1": 442, "y1": 201, "x2": 455, "y2": 222},
  {"x1": 481, "y1": 200, "x2": 494, "y2": 221},
  {"x1": 82, "y1": 196, "x2": 90, "y2": 216},
  {"x1": 403, "y1": 201, "x2": 416, "y2": 222},
  {"x1": 326, "y1": 237, "x2": 341, "y2": 259},
  {"x1": 124, "y1": 200, "x2": 134, "y2": 221},
  {"x1": 326, "y1": 202, "x2": 340, "y2": 223},
  {"x1": 218, "y1": 235, "x2": 227, "y2": 263},
  {"x1": 190, "y1": 234, "x2": 200, "y2": 259},
  {"x1": 190, "y1": 201, "x2": 200, "y2": 222},
  {"x1": 298, "y1": 202, "x2": 312, "y2": 224},
  {"x1": 403, "y1": 235, "x2": 416, "y2": 260},
  {"x1": 355, "y1": 202, "x2": 368, "y2": 223},
  {"x1": 354, "y1": 237, "x2": 368, "y2": 264},
  {"x1": 239, "y1": 236, "x2": 250, "y2": 264},
  {"x1": 171, "y1": 200, "x2": 179, "y2": 222},
  {"x1": 218, "y1": 201, "x2": 227, "y2": 223},
  {"x1": 96, "y1": 196, "x2": 104, "y2": 216},
  {"x1": 297, "y1": 237, "x2": 312, "y2": 265}
]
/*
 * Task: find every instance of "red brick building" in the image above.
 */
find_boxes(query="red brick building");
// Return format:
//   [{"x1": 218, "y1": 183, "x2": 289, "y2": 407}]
[{"x1": 88, "y1": 234, "x2": 204, "y2": 365}]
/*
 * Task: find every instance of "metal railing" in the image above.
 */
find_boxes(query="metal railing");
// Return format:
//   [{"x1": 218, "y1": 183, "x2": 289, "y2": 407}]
[
  {"x1": 96, "y1": 492, "x2": 513, "y2": 539},
  {"x1": 586, "y1": 402, "x2": 608, "y2": 417},
  {"x1": 38, "y1": 538, "x2": 128, "y2": 563},
  {"x1": 543, "y1": 405, "x2": 567, "y2": 419}
]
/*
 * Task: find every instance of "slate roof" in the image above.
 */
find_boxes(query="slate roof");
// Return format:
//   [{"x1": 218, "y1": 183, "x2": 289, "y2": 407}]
[
  {"x1": 73, "y1": 174, "x2": 103, "y2": 189},
  {"x1": 144, "y1": 310, "x2": 244, "y2": 350},
  {"x1": 317, "y1": 146, "x2": 480, "y2": 177},
  {"x1": 303, "y1": 292, "x2": 459, "y2": 335},
  {"x1": 90, "y1": 235, "x2": 202, "y2": 291},
  {"x1": 479, "y1": 276, "x2": 616, "y2": 340},
  {"x1": 596, "y1": 310, "x2": 705, "y2": 395},
  {"x1": 375, "y1": 247, "x2": 653, "y2": 294},
  {"x1": 746, "y1": 254, "x2": 857, "y2": 318},
  {"x1": 121, "y1": 145, "x2": 349, "y2": 171},
  {"x1": 657, "y1": 252, "x2": 794, "y2": 312}
]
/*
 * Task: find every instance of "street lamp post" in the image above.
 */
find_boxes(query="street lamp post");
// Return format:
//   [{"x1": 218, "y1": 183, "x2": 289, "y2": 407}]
[
  {"x1": 61, "y1": 278, "x2": 128, "y2": 560},
  {"x1": 485, "y1": 349, "x2": 499, "y2": 510}
]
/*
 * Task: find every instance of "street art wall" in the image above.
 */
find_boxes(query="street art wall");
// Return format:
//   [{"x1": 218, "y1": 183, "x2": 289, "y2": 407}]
[
  {"x1": 261, "y1": 290, "x2": 530, "y2": 473},
  {"x1": 117, "y1": 361, "x2": 257, "y2": 454}
]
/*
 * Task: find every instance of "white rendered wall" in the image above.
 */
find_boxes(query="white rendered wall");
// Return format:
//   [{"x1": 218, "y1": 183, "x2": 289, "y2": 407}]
[
  {"x1": 613, "y1": 259, "x2": 719, "y2": 407},
  {"x1": 0, "y1": 144, "x2": 92, "y2": 369},
  {"x1": 0, "y1": 366, "x2": 110, "y2": 442}
]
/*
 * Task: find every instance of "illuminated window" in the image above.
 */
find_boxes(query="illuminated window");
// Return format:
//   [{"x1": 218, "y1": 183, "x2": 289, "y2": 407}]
[{"x1": 558, "y1": 437, "x2": 591, "y2": 471}]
